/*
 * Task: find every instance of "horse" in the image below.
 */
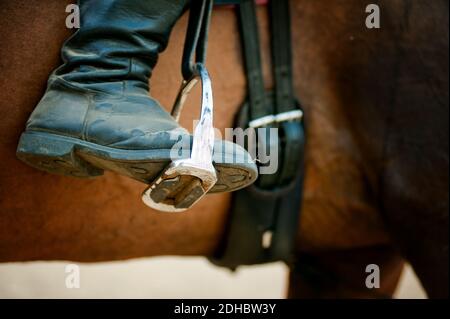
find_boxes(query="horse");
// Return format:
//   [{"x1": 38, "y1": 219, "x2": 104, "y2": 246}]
[{"x1": 0, "y1": 0, "x2": 448, "y2": 298}]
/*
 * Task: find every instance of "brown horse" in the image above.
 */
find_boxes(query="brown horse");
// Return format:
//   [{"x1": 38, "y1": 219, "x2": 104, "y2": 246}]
[{"x1": 0, "y1": 0, "x2": 448, "y2": 298}]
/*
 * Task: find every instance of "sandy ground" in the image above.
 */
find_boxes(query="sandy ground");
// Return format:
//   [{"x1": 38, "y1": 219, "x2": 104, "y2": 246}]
[{"x1": 0, "y1": 258, "x2": 426, "y2": 299}]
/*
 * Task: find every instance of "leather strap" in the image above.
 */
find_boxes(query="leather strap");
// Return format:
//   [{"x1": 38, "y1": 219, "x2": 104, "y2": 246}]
[
  {"x1": 270, "y1": 0, "x2": 294, "y2": 113},
  {"x1": 238, "y1": 1, "x2": 272, "y2": 121},
  {"x1": 210, "y1": 0, "x2": 305, "y2": 270},
  {"x1": 268, "y1": 0, "x2": 302, "y2": 186},
  {"x1": 182, "y1": 0, "x2": 214, "y2": 80},
  {"x1": 239, "y1": 0, "x2": 279, "y2": 189}
]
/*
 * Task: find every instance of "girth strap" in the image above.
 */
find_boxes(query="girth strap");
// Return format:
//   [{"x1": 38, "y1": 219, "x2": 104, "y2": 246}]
[{"x1": 210, "y1": 0, "x2": 305, "y2": 270}]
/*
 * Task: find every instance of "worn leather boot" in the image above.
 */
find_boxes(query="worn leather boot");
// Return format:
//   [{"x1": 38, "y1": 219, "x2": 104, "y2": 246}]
[{"x1": 17, "y1": 0, "x2": 257, "y2": 203}]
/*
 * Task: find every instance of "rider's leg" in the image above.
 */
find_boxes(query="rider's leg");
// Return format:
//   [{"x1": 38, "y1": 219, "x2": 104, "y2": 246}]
[{"x1": 16, "y1": 0, "x2": 257, "y2": 199}]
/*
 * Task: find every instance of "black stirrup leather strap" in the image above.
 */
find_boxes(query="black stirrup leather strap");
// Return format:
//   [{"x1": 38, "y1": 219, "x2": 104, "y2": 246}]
[
  {"x1": 183, "y1": 0, "x2": 214, "y2": 80},
  {"x1": 210, "y1": 0, "x2": 306, "y2": 270}
]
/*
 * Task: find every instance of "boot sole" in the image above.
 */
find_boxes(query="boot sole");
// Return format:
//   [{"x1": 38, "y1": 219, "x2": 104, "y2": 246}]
[{"x1": 16, "y1": 131, "x2": 257, "y2": 193}]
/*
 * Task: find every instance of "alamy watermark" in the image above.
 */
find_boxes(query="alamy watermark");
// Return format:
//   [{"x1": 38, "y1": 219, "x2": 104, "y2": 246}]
[
  {"x1": 66, "y1": 4, "x2": 80, "y2": 29},
  {"x1": 65, "y1": 263, "x2": 80, "y2": 289},
  {"x1": 365, "y1": 264, "x2": 381, "y2": 289},
  {"x1": 169, "y1": 125, "x2": 280, "y2": 175},
  {"x1": 65, "y1": 4, "x2": 382, "y2": 31},
  {"x1": 366, "y1": 4, "x2": 381, "y2": 29}
]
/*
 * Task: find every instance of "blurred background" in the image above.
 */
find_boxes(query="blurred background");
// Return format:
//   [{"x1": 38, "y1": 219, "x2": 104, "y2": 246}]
[{"x1": 0, "y1": 258, "x2": 426, "y2": 298}]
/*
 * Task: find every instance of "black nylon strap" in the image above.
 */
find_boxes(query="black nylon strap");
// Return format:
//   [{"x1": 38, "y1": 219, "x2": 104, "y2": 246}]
[{"x1": 210, "y1": 0, "x2": 305, "y2": 270}]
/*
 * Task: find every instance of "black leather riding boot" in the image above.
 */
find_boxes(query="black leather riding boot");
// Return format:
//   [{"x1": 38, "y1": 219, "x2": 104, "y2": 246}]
[{"x1": 17, "y1": 0, "x2": 257, "y2": 200}]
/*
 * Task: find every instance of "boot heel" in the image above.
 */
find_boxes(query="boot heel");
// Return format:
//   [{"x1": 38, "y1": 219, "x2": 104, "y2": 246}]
[{"x1": 16, "y1": 132, "x2": 103, "y2": 178}]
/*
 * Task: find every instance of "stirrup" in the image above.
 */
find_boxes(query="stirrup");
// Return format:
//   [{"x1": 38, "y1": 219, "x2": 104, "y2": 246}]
[{"x1": 142, "y1": 64, "x2": 217, "y2": 212}]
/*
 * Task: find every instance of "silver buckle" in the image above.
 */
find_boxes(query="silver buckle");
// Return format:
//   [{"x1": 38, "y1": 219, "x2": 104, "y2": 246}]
[
  {"x1": 142, "y1": 64, "x2": 217, "y2": 213},
  {"x1": 248, "y1": 110, "x2": 303, "y2": 128}
]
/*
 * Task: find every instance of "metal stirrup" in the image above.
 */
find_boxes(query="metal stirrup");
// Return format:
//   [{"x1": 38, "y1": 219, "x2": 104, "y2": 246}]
[
  {"x1": 142, "y1": 64, "x2": 217, "y2": 213},
  {"x1": 141, "y1": 0, "x2": 216, "y2": 212}
]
